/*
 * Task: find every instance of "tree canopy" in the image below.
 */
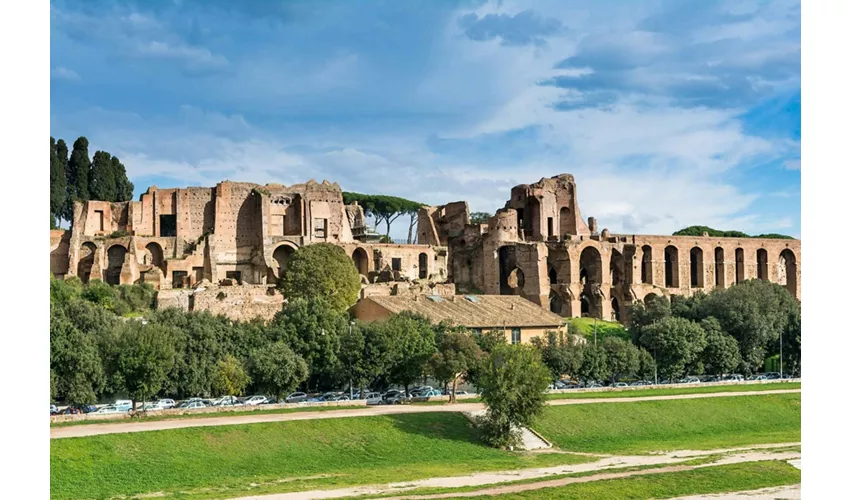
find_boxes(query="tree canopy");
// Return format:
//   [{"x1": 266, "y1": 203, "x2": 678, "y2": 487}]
[
  {"x1": 469, "y1": 212, "x2": 492, "y2": 225},
  {"x1": 673, "y1": 225, "x2": 794, "y2": 239},
  {"x1": 429, "y1": 326, "x2": 483, "y2": 402},
  {"x1": 281, "y1": 243, "x2": 362, "y2": 313},
  {"x1": 50, "y1": 137, "x2": 67, "y2": 229},
  {"x1": 342, "y1": 192, "x2": 424, "y2": 238}
]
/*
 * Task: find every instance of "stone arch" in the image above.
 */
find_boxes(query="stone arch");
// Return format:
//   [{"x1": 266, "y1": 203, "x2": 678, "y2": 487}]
[
  {"x1": 664, "y1": 245, "x2": 679, "y2": 288},
  {"x1": 757, "y1": 249, "x2": 768, "y2": 280},
  {"x1": 644, "y1": 292, "x2": 659, "y2": 305},
  {"x1": 641, "y1": 245, "x2": 653, "y2": 284},
  {"x1": 778, "y1": 249, "x2": 797, "y2": 297},
  {"x1": 352, "y1": 247, "x2": 370, "y2": 276},
  {"x1": 548, "y1": 265, "x2": 557, "y2": 285},
  {"x1": 272, "y1": 244, "x2": 297, "y2": 280},
  {"x1": 559, "y1": 206, "x2": 575, "y2": 237},
  {"x1": 735, "y1": 248, "x2": 745, "y2": 283},
  {"x1": 611, "y1": 296, "x2": 621, "y2": 322},
  {"x1": 418, "y1": 252, "x2": 428, "y2": 279},
  {"x1": 580, "y1": 293, "x2": 591, "y2": 317},
  {"x1": 610, "y1": 249, "x2": 625, "y2": 286},
  {"x1": 690, "y1": 247, "x2": 704, "y2": 288},
  {"x1": 579, "y1": 246, "x2": 603, "y2": 285},
  {"x1": 77, "y1": 242, "x2": 97, "y2": 284},
  {"x1": 106, "y1": 244, "x2": 127, "y2": 285},
  {"x1": 498, "y1": 246, "x2": 518, "y2": 295},
  {"x1": 144, "y1": 242, "x2": 164, "y2": 270},
  {"x1": 527, "y1": 197, "x2": 541, "y2": 238},
  {"x1": 714, "y1": 247, "x2": 726, "y2": 288},
  {"x1": 549, "y1": 292, "x2": 567, "y2": 315}
]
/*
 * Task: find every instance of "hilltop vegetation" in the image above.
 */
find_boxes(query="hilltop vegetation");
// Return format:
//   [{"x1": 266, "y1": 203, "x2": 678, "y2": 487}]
[{"x1": 673, "y1": 225, "x2": 794, "y2": 239}]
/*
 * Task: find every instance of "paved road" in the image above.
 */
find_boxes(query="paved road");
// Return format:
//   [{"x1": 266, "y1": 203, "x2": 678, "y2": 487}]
[{"x1": 50, "y1": 388, "x2": 800, "y2": 439}]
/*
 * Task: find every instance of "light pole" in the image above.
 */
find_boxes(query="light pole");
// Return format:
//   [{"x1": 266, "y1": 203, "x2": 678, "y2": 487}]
[
  {"x1": 348, "y1": 321, "x2": 355, "y2": 400},
  {"x1": 654, "y1": 347, "x2": 658, "y2": 385},
  {"x1": 779, "y1": 328, "x2": 783, "y2": 379}
]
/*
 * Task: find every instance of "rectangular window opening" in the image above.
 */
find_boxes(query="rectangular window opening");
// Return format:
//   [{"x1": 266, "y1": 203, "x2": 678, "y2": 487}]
[
  {"x1": 172, "y1": 270, "x2": 188, "y2": 289},
  {"x1": 511, "y1": 328, "x2": 521, "y2": 345},
  {"x1": 547, "y1": 217, "x2": 554, "y2": 238},
  {"x1": 392, "y1": 258, "x2": 402, "y2": 272},
  {"x1": 314, "y1": 218, "x2": 327, "y2": 239},
  {"x1": 159, "y1": 214, "x2": 177, "y2": 237},
  {"x1": 95, "y1": 210, "x2": 104, "y2": 231},
  {"x1": 226, "y1": 271, "x2": 242, "y2": 284}
]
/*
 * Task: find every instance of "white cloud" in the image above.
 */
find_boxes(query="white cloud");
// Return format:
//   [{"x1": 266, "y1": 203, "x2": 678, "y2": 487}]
[
  {"x1": 51, "y1": 66, "x2": 80, "y2": 81},
  {"x1": 133, "y1": 40, "x2": 229, "y2": 69},
  {"x1": 784, "y1": 159, "x2": 800, "y2": 170}
]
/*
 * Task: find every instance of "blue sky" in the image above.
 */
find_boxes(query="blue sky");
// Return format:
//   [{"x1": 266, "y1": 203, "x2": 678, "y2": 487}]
[{"x1": 50, "y1": 0, "x2": 800, "y2": 239}]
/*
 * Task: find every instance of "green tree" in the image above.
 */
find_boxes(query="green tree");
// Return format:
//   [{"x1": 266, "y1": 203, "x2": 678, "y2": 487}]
[
  {"x1": 68, "y1": 136, "x2": 92, "y2": 215},
  {"x1": 781, "y1": 310, "x2": 801, "y2": 376},
  {"x1": 55, "y1": 138, "x2": 72, "y2": 223},
  {"x1": 699, "y1": 280, "x2": 798, "y2": 375},
  {"x1": 627, "y1": 295, "x2": 671, "y2": 343},
  {"x1": 477, "y1": 343, "x2": 551, "y2": 449},
  {"x1": 577, "y1": 342, "x2": 610, "y2": 383},
  {"x1": 89, "y1": 151, "x2": 117, "y2": 202},
  {"x1": 212, "y1": 355, "x2": 251, "y2": 396},
  {"x1": 50, "y1": 301, "x2": 107, "y2": 404},
  {"x1": 269, "y1": 297, "x2": 347, "y2": 390},
  {"x1": 117, "y1": 322, "x2": 177, "y2": 409},
  {"x1": 281, "y1": 243, "x2": 361, "y2": 312},
  {"x1": 112, "y1": 155, "x2": 134, "y2": 201},
  {"x1": 469, "y1": 212, "x2": 492, "y2": 224},
  {"x1": 602, "y1": 336, "x2": 640, "y2": 383},
  {"x1": 342, "y1": 192, "x2": 424, "y2": 238},
  {"x1": 339, "y1": 321, "x2": 396, "y2": 397},
  {"x1": 639, "y1": 316, "x2": 707, "y2": 380},
  {"x1": 250, "y1": 341, "x2": 309, "y2": 401},
  {"x1": 50, "y1": 137, "x2": 67, "y2": 228},
  {"x1": 700, "y1": 317, "x2": 741, "y2": 375},
  {"x1": 384, "y1": 312, "x2": 437, "y2": 395},
  {"x1": 530, "y1": 330, "x2": 583, "y2": 383},
  {"x1": 637, "y1": 348, "x2": 657, "y2": 381},
  {"x1": 429, "y1": 328, "x2": 483, "y2": 402}
]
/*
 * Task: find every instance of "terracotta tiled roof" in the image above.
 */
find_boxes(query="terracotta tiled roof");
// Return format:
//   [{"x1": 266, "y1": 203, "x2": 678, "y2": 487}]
[{"x1": 362, "y1": 294, "x2": 566, "y2": 328}]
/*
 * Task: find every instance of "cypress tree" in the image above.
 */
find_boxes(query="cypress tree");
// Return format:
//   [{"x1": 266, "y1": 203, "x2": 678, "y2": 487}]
[
  {"x1": 89, "y1": 150, "x2": 117, "y2": 201},
  {"x1": 55, "y1": 139, "x2": 72, "y2": 223},
  {"x1": 50, "y1": 137, "x2": 67, "y2": 228},
  {"x1": 112, "y1": 155, "x2": 134, "y2": 202},
  {"x1": 69, "y1": 136, "x2": 92, "y2": 204}
]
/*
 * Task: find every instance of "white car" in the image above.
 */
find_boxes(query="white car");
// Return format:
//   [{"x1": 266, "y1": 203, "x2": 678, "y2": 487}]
[
  {"x1": 141, "y1": 403, "x2": 165, "y2": 411},
  {"x1": 214, "y1": 396, "x2": 243, "y2": 406},
  {"x1": 243, "y1": 395, "x2": 267, "y2": 406},
  {"x1": 184, "y1": 401, "x2": 206, "y2": 410},
  {"x1": 365, "y1": 392, "x2": 384, "y2": 405},
  {"x1": 97, "y1": 404, "x2": 130, "y2": 414},
  {"x1": 612, "y1": 382, "x2": 628, "y2": 388},
  {"x1": 114, "y1": 399, "x2": 133, "y2": 408},
  {"x1": 156, "y1": 398, "x2": 176, "y2": 409}
]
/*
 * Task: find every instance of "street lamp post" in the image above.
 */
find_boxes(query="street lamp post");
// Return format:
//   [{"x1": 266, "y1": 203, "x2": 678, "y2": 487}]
[
  {"x1": 780, "y1": 328, "x2": 783, "y2": 379},
  {"x1": 348, "y1": 321, "x2": 355, "y2": 400}
]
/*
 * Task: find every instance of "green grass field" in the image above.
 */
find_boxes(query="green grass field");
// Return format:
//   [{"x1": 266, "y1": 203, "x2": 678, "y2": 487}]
[
  {"x1": 534, "y1": 393, "x2": 800, "y2": 454},
  {"x1": 544, "y1": 381, "x2": 800, "y2": 400},
  {"x1": 440, "y1": 460, "x2": 800, "y2": 499},
  {"x1": 50, "y1": 413, "x2": 590, "y2": 500},
  {"x1": 567, "y1": 317, "x2": 630, "y2": 341}
]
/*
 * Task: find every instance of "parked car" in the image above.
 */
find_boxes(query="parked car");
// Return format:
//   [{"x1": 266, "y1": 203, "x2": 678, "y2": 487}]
[
  {"x1": 682, "y1": 377, "x2": 701, "y2": 384},
  {"x1": 365, "y1": 392, "x2": 384, "y2": 405},
  {"x1": 261, "y1": 397, "x2": 278, "y2": 405},
  {"x1": 50, "y1": 404, "x2": 58, "y2": 415},
  {"x1": 722, "y1": 374, "x2": 744, "y2": 382},
  {"x1": 630, "y1": 381, "x2": 649, "y2": 387},
  {"x1": 184, "y1": 401, "x2": 206, "y2": 410},
  {"x1": 612, "y1": 382, "x2": 628, "y2": 388},
  {"x1": 156, "y1": 398, "x2": 176, "y2": 409},
  {"x1": 243, "y1": 395, "x2": 268, "y2": 406},
  {"x1": 585, "y1": 382, "x2": 603, "y2": 388},
  {"x1": 97, "y1": 404, "x2": 130, "y2": 414},
  {"x1": 141, "y1": 402, "x2": 165, "y2": 411},
  {"x1": 214, "y1": 396, "x2": 243, "y2": 407},
  {"x1": 114, "y1": 399, "x2": 133, "y2": 409},
  {"x1": 284, "y1": 392, "x2": 308, "y2": 404}
]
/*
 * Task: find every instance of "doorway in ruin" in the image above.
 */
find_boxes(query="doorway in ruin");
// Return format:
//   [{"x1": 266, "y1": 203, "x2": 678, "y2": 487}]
[
  {"x1": 715, "y1": 247, "x2": 726, "y2": 287},
  {"x1": 77, "y1": 242, "x2": 97, "y2": 284},
  {"x1": 778, "y1": 249, "x2": 797, "y2": 297},
  {"x1": 144, "y1": 242, "x2": 164, "y2": 270},
  {"x1": 419, "y1": 252, "x2": 428, "y2": 279},
  {"x1": 644, "y1": 292, "x2": 659, "y2": 305},
  {"x1": 559, "y1": 206, "x2": 575, "y2": 237},
  {"x1": 641, "y1": 245, "x2": 653, "y2": 284},
  {"x1": 527, "y1": 197, "x2": 541, "y2": 238},
  {"x1": 580, "y1": 293, "x2": 590, "y2": 317},
  {"x1": 352, "y1": 247, "x2": 369, "y2": 276},
  {"x1": 106, "y1": 244, "x2": 127, "y2": 285},
  {"x1": 549, "y1": 292, "x2": 569, "y2": 316},
  {"x1": 498, "y1": 246, "x2": 518, "y2": 295},
  {"x1": 757, "y1": 249, "x2": 768, "y2": 280},
  {"x1": 273, "y1": 244, "x2": 296, "y2": 281},
  {"x1": 579, "y1": 246, "x2": 602, "y2": 285},
  {"x1": 610, "y1": 249, "x2": 625, "y2": 286},
  {"x1": 690, "y1": 247, "x2": 704, "y2": 288},
  {"x1": 664, "y1": 246, "x2": 679, "y2": 288},
  {"x1": 611, "y1": 296, "x2": 621, "y2": 322},
  {"x1": 735, "y1": 248, "x2": 745, "y2": 283}
]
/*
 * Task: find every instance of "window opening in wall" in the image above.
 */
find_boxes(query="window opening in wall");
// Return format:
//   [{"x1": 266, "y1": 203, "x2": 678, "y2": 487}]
[
  {"x1": 516, "y1": 208, "x2": 524, "y2": 229},
  {"x1": 159, "y1": 215, "x2": 177, "y2": 237},
  {"x1": 392, "y1": 258, "x2": 402, "y2": 272},
  {"x1": 511, "y1": 328, "x2": 521, "y2": 345},
  {"x1": 757, "y1": 249, "x2": 768, "y2": 280},
  {"x1": 95, "y1": 210, "x2": 104, "y2": 231},
  {"x1": 547, "y1": 217, "x2": 554, "y2": 238},
  {"x1": 418, "y1": 253, "x2": 428, "y2": 279},
  {"x1": 226, "y1": 271, "x2": 242, "y2": 284},
  {"x1": 172, "y1": 270, "x2": 188, "y2": 288},
  {"x1": 314, "y1": 218, "x2": 327, "y2": 239},
  {"x1": 735, "y1": 248, "x2": 745, "y2": 284},
  {"x1": 193, "y1": 267, "x2": 204, "y2": 283}
]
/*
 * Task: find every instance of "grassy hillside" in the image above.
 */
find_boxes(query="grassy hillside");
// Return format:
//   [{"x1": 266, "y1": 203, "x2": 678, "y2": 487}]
[
  {"x1": 534, "y1": 393, "x2": 800, "y2": 454},
  {"x1": 567, "y1": 317, "x2": 630, "y2": 341},
  {"x1": 50, "y1": 413, "x2": 588, "y2": 500},
  {"x1": 545, "y1": 382, "x2": 800, "y2": 400}
]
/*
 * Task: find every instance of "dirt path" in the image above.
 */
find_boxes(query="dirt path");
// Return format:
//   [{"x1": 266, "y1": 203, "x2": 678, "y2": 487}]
[
  {"x1": 50, "y1": 389, "x2": 800, "y2": 439},
  {"x1": 231, "y1": 445, "x2": 800, "y2": 500},
  {"x1": 668, "y1": 484, "x2": 800, "y2": 499}
]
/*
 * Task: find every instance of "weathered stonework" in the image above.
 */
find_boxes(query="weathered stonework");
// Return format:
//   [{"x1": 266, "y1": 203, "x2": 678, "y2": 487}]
[{"x1": 50, "y1": 174, "x2": 800, "y2": 324}]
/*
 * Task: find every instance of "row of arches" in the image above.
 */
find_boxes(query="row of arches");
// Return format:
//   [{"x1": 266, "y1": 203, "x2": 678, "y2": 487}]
[
  {"x1": 77, "y1": 242, "x2": 168, "y2": 285},
  {"x1": 271, "y1": 244, "x2": 432, "y2": 283}
]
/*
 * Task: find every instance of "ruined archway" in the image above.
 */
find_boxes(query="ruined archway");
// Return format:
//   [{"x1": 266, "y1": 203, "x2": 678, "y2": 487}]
[
  {"x1": 778, "y1": 249, "x2": 797, "y2": 297},
  {"x1": 611, "y1": 296, "x2": 621, "y2": 322},
  {"x1": 352, "y1": 247, "x2": 369, "y2": 276},
  {"x1": 106, "y1": 244, "x2": 127, "y2": 285},
  {"x1": 507, "y1": 268, "x2": 525, "y2": 295},
  {"x1": 144, "y1": 242, "x2": 164, "y2": 270},
  {"x1": 641, "y1": 245, "x2": 653, "y2": 284},
  {"x1": 757, "y1": 249, "x2": 768, "y2": 280},
  {"x1": 559, "y1": 206, "x2": 575, "y2": 237},
  {"x1": 549, "y1": 292, "x2": 567, "y2": 316},
  {"x1": 610, "y1": 249, "x2": 625, "y2": 286},
  {"x1": 77, "y1": 242, "x2": 97, "y2": 284},
  {"x1": 498, "y1": 246, "x2": 518, "y2": 295},
  {"x1": 548, "y1": 265, "x2": 557, "y2": 285},
  {"x1": 735, "y1": 248, "x2": 745, "y2": 283},
  {"x1": 418, "y1": 252, "x2": 428, "y2": 279},
  {"x1": 527, "y1": 197, "x2": 541, "y2": 238},
  {"x1": 714, "y1": 247, "x2": 726, "y2": 288},
  {"x1": 580, "y1": 294, "x2": 591, "y2": 317},
  {"x1": 579, "y1": 246, "x2": 603, "y2": 285},
  {"x1": 273, "y1": 244, "x2": 296, "y2": 280},
  {"x1": 690, "y1": 247, "x2": 704, "y2": 288},
  {"x1": 644, "y1": 292, "x2": 659, "y2": 305},
  {"x1": 664, "y1": 245, "x2": 679, "y2": 288}
]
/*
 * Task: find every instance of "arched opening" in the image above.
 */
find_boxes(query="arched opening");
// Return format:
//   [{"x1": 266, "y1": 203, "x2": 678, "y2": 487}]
[
  {"x1": 498, "y1": 246, "x2": 517, "y2": 295},
  {"x1": 77, "y1": 242, "x2": 97, "y2": 284},
  {"x1": 735, "y1": 248, "x2": 745, "y2": 283},
  {"x1": 418, "y1": 252, "x2": 428, "y2": 279},
  {"x1": 273, "y1": 244, "x2": 296, "y2": 280},
  {"x1": 559, "y1": 206, "x2": 575, "y2": 237},
  {"x1": 352, "y1": 247, "x2": 369, "y2": 276},
  {"x1": 689, "y1": 247, "x2": 704, "y2": 288},
  {"x1": 549, "y1": 293, "x2": 567, "y2": 315},
  {"x1": 507, "y1": 268, "x2": 525, "y2": 294},
  {"x1": 579, "y1": 246, "x2": 603, "y2": 285},
  {"x1": 714, "y1": 247, "x2": 726, "y2": 288},
  {"x1": 778, "y1": 249, "x2": 797, "y2": 297},
  {"x1": 664, "y1": 246, "x2": 679, "y2": 288},
  {"x1": 580, "y1": 294, "x2": 591, "y2": 317},
  {"x1": 757, "y1": 249, "x2": 768, "y2": 280},
  {"x1": 644, "y1": 292, "x2": 659, "y2": 305},
  {"x1": 610, "y1": 249, "x2": 625, "y2": 286},
  {"x1": 548, "y1": 265, "x2": 557, "y2": 285},
  {"x1": 527, "y1": 197, "x2": 541, "y2": 238},
  {"x1": 106, "y1": 244, "x2": 127, "y2": 285},
  {"x1": 641, "y1": 245, "x2": 653, "y2": 284},
  {"x1": 144, "y1": 242, "x2": 164, "y2": 270},
  {"x1": 611, "y1": 296, "x2": 621, "y2": 322}
]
